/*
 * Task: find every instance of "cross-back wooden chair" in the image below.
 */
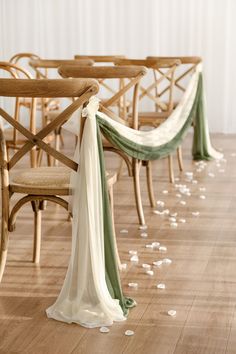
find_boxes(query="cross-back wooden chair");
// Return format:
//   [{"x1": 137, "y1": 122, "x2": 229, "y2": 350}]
[
  {"x1": 115, "y1": 58, "x2": 181, "y2": 184},
  {"x1": 0, "y1": 77, "x2": 100, "y2": 282},
  {"x1": 58, "y1": 65, "x2": 151, "y2": 226}
]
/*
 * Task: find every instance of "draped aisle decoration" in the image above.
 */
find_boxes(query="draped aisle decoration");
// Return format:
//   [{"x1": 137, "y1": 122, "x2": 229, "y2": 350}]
[{"x1": 46, "y1": 64, "x2": 222, "y2": 328}]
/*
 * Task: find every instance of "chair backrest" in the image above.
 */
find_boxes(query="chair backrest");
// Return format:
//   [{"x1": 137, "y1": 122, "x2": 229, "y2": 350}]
[
  {"x1": 29, "y1": 59, "x2": 94, "y2": 79},
  {"x1": 147, "y1": 56, "x2": 202, "y2": 96},
  {"x1": 58, "y1": 65, "x2": 147, "y2": 129},
  {"x1": 115, "y1": 58, "x2": 181, "y2": 114},
  {"x1": 74, "y1": 55, "x2": 125, "y2": 63},
  {"x1": 0, "y1": 78, "x2": 99, "y2": 172},
  {"x1": 0, "y1": 62, "x2": 34, "y2": 156}
]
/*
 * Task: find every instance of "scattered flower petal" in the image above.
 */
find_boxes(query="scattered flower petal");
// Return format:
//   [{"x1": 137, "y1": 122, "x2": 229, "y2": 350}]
[
  {"x1": 129, "y1": 250, "x2": 137, "y2": 255},
  {"x1": 120, "y1": 263, "x2": 127, "y2": 270},
  {"x1": 157, "y1": 283, "x2": 166, "y2": 289},
  {"x1": 146, "y1": 270, "x2": 154, "y2": 276},
  {"x1": 153, "y1": 260, "x2": 163, "y2": 267},
  {"x1": 162, "y1": 190, "x2": 169, "y2": 194},
  {"x1": 170, "y1": 222, "x2": 178, "y2": 228},
  {"x1": 167, "y1": 310, "x2": 176, "y2": 317},
  {"x1": 139, "y1": 225, "x2": 148, "y2": 230},
  {"x1": 140, "y1": 232, "x2": 148, "y2": 238},
  {"x1": 142, "y1": 263, "x2": 151, "y2": 269},
  {"x1": 125, "y1": 330, "x2": 135, "y2": 336},
  {"x1": 130, "y1": 255, "x2": 139, "y2": 262},
  {"x1": 199, "y1": 195, "x2": 206, "y2": 200},
  {"x1": 159, "y1": 246, "x2": 167, "y2": 252},
  {"x1": 192, "y1": 211, "x2": 200, "y2": 216},
  {"x1": 169, "y1": 217, "x2": 176, "y2": 222},
  {"x1": 162, "y1": 258, "x2": 172, "y2": 264},
  {"x1": 152, "y1": 242, "x2": 160, "y2": 249},
  {"x1": 179, "y1": 218, "x2": 186, "y2": 223},
  {"x1": 208, "y1": 172, "x2": 215, "y2": 178},
  {"x1": 180, "y1": 200, "x2": 186, "y2": 205},
  {"x1": 128, "y1": 282, "x2": 138, "y2": 288},
  {"x1": 120, "y1": 229, "x2": 128, "y2": 234},
  {"x1": 146, "y1": 244, "x2": 154, "y2": 249},
  {"x1": 100, "y1": 327, "x2": 110, "y2": 333}
]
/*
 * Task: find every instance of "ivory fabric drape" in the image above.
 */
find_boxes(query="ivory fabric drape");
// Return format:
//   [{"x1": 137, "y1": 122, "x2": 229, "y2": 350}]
[{"x1": 46, "y1": 66, "x2": 222, "y2": 328}]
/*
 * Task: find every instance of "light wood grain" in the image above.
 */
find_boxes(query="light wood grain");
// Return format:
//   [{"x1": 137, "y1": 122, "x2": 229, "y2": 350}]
[{"x1": 0, "y1": 132, "x2": 235, "y2": 353}]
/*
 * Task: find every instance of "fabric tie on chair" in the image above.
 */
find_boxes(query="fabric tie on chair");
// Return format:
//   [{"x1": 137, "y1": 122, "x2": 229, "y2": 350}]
[{"x1": 47, "y1": 63, "x2": 222, "y2": 328}]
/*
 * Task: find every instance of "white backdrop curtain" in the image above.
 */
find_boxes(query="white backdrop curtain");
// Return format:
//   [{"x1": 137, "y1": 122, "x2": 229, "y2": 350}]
[{"x1": 0, "y1": 0, "x2": 236, "y2": 133}]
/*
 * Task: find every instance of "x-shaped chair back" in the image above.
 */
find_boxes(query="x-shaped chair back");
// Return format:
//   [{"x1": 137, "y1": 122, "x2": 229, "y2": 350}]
[
  {"x1": 0, "y1": 78, "x2": 99, "y2": 172},
  {"x1": 115, "y1": 58, "x2": 181, "y2": 115},
  {"x1": 74, "y1": 56, "x2": 126, "y2": 102},
  {"x1": 29, "y1": 59, "x2": 94, "y2": 80},
  {"x1": 58, "y1": 65, "x2": 147, "y2": 129},
  {"x1": 147, "y1": 56, "x2": 202, "y2": 99}
]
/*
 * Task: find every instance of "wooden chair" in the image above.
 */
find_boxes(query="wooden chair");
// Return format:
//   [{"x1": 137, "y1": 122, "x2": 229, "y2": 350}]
[
  {"x1": 0, "y1": 77, "x2": 101, "y2": 282},
  {"x1": 115, "y1": 58, "x2": 181, "y2": 184},
  {"x1": 58, "y1": 65, "x2": 150, "y2": 226},
  {"x1": 74, "y1": 55, "x2": 125, "y2": 63}
]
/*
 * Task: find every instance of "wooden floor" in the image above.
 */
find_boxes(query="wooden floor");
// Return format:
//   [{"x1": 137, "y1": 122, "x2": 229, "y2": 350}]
[{"x1": 0, "y1": 133, "x2": 236, "y2": 354}]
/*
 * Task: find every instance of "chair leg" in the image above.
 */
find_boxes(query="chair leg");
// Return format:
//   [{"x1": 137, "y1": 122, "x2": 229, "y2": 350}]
[
  {"x1": 145, "y1": 161, "x2": 156, "y2": 207},
  {"x1": 177, "y1": 146, "x2": 184, "y2": 171},
  {"x1": 133, "y1": 159, "x2": 146, "y2": 226},
  {"x1": 117, "y1": 158, "x2": 124, "y2": 180},
  {"x1": 168, "y1": 155, "x2": 175, "y2": 183},
  {"x1": 0, "y1": 190, "x2": 9, "y2": 282},
  {"x1": 31, "y1": 201, "x2": 42, "y2": 264}
]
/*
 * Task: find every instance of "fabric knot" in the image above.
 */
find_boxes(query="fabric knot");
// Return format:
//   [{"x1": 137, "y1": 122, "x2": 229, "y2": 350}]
[{"x1": 82, "y1": 96, "x2": 100, "y2": 119}]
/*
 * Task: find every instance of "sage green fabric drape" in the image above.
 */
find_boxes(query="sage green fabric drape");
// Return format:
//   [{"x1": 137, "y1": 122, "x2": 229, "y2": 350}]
[
  {"x1": 96, "y1": 74, "x2": 212, "y2": 162},
  {"x1": 97, "y1": 126, "x2": 136, "y2": 315}
]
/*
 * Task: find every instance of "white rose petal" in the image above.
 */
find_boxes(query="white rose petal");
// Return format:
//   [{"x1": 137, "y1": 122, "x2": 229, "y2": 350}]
[
  {"x1": 208, "y1": 172, "x2": 215, "y2": 178},
  {"x1": 139, "y1": 225, "x2": 148, "y2": 230},
  {"x1": 167, "y1": 310, "x2": 177, "y2": 317},
  {"x1": 162, "y1": 190, "x2": 169, "y2": 194},
  {"x1": 140, "y1": 232, "x2": 148, "y2": 238},
  {"x1": 146, "y1": 244, "x2": 154, "y2": 249},
  {"x1": 152, "y1": 242, "x2": 160, "y2": 249},
  {"x1": 125, "y1": 330, "x2": 135, "y2": 336},
  {"x1": 179, "y1": 218, "x2": 186, "y2": 223},
  {"x1": 120, "y1": 263, "x2": 127, "y2": 270},
  {"x1": 199, "y1": 195, "x2": 206, "y2": 200},
  {"x1": 100, "y1": 327, "x2": 110, "y2": 333},
  {"x1": 120, "y1": 229, "x2": 128, "y2": 234},
  {"x1": 157, "y1": 283, "x2": 166, "y2": 289},
  {"x1": 162, "y1": 258, "x2": 172, "y2": 264},
  {"x1": 146, "y1": 270, "x2": 154, "y2": 276},
  {"x1": 129, "y1": 250, "x2": 137, "y2": 255},
  {"x1": 153, "y1": 260, "x2": 163, "y2": 267},
  {"x1": 142, "y1": 263, "x2": 151, "y2": 269},
  {"x1": 159, "y1": 246, "x2": 167, "y2": 252},
  {"x1": 170, "y1": 222, "x2": 178, "y2": 228},
  {"x1": 180, "y1": 200, "x2": 186, "y2": 205},
  {"x1": 128, "y1": 282, "x2": 138, "y2": 288},
  {"x1": 192, "y1": 211, "x2": 200, "y2": 216},
  {"x1": 130, "y1": 255, "x2": 139, "y2": 262}
]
